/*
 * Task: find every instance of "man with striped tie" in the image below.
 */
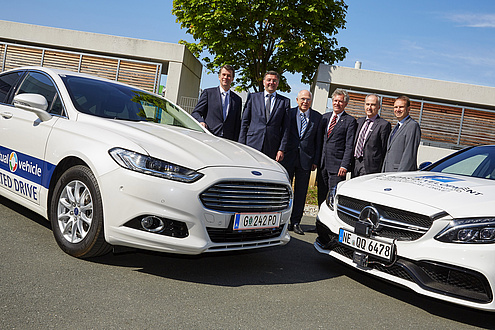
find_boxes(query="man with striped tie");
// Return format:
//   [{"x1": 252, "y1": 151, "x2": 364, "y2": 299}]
[
  {"x1": 281, "y1": 90, "x2": 322, "y2": 235},
  {"x1": 317, "y1": 89, "x2": 357, "y2": 206},
  {"x1": 352, "y1": 94, "x2": 391, "y2": 177}
]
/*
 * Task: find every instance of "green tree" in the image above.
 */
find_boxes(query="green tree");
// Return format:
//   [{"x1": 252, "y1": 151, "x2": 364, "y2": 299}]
[{"x1": 172, "y1": 0, "x2": 348, "y2": 92}]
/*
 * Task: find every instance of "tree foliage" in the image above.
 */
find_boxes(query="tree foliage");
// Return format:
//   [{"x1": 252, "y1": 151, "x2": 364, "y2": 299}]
[{"x1": 172, "y1": 0, "x2": 348, "y2": 93}]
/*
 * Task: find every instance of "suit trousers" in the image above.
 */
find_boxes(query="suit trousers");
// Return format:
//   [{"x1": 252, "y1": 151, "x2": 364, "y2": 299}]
[
  {"x1": 319, "y1": 168, "x2": 345, "y2": 206},
  {"x1": 285, "y1": 154, "x2": 311, "y2": 225},
  {"x1": 352, "y1": 157, "x2": 366, "y2": 177}
]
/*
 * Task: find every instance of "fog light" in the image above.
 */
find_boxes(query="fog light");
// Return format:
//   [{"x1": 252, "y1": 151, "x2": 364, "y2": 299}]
[{"x1": 141, "y1": 216, "x2": 165, "y2": 233}]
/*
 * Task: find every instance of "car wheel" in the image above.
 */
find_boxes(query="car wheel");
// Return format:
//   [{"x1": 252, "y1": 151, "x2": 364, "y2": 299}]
[{"x1": 50, "y1": 165, "x2": 111, "y2": 258}]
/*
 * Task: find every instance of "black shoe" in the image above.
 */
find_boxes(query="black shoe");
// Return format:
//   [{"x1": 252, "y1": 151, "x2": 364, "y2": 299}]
[
  {"x1": 293, "y1": 224, "x2": 305, "y2": 235},
  {"x1": 288, "y1": 224, "x2": 294, "y2": 231}
]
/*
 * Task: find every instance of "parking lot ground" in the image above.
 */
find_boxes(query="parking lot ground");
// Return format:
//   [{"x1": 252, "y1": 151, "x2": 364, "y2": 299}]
[{"x1": 1, "y1": 197, "x2": 494, "y2": 329}]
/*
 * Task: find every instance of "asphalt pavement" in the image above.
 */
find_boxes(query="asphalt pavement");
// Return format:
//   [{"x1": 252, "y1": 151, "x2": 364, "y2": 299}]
[{"x1": 1, "y1": 196, "x2": 494, "y2": 329}]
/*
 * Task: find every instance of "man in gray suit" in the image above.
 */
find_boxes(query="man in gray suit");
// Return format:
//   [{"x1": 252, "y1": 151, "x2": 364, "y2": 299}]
[
  {"x1": 352, "y1": 94, "x2": 391, "y2": 177},
  {"x1": 281, "y1": 90, "x2": 322, "y2": 235},
  {"x1": 382, "y1": 95, "x2": 421, "y2": 172},
  {"x1": 239, "y1": 71, "x2": 290, "y2": 161}
]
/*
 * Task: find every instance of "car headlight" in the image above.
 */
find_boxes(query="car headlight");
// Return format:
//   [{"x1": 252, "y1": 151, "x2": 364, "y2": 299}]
[
  {"x1": 435, "y1": 218, "x2": 495, "y2": 244},
  {"x1": 109, "y1": 148, "x2": 203, "y2": 183},
  {"x1": 325, "y1": 186, "x2": 337, "y2": 211}
]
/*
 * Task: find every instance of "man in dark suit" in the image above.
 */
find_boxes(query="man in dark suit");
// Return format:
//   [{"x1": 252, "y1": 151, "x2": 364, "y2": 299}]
[
  {"x1": 281, "y1": 90, "x2": 322, "y2": 235},
  {"x1": 317, "y1": 89, "x2": 357, "y2": 206},
  {"x1": 239, "y1": 71, "x2": 290, "y2": 161},
  {"x1": 352, "y1": 94, "x2": 391, "y2": 177},
  {"x1": 191, "y1": 65, "x2": 242, "y2": 141},
  {"x1": 382, "y1": 95, "x2": 421, "y2": 172}
]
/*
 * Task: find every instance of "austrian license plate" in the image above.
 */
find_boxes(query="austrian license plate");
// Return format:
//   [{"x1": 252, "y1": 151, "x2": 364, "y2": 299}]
[
  {"x1": 338, "y1": 228, "x2": 394, "y2": 261},
  {"x1": 233, "y1": 212, "x2": 281, "y2": 230}
]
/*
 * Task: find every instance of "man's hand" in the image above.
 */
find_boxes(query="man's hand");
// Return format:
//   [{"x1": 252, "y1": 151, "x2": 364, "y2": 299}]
[
  {"x1": 200, "y1": 122, "x2": 207, "y2": 129},
  {"x1": 338, "y1": 167, "x2": 347, "y2": 177},
  {"x1": 276, "y1": 151, "x2": 284, "y2": 162}
]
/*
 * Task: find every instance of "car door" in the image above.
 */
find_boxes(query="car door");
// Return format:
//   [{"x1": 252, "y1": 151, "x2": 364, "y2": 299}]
[{"x1": 0, "y1": 70, "x2": 61, "y2": 206}]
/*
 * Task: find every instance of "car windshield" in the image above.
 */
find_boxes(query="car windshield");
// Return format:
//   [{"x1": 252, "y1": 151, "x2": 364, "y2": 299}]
[
  {"x1": 60, "y1": 75, "x2": 203, "y2": 132},
  {"x1": 427, "y1": 145, "x2": 495, "y2": 180}
]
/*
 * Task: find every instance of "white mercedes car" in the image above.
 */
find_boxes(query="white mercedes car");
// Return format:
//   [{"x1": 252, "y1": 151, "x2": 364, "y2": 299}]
[
  {"x1": 315, "y1": 145, "x2": 495, "y2": 311},
  {"x1": 0, "y1": 66, "x2": 292, "y2": 258}
]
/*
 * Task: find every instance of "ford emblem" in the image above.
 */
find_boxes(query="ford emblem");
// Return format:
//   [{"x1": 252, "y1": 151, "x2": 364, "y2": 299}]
[{"x1": 251, "y1": 171, "x2": 262, "y2": 176}]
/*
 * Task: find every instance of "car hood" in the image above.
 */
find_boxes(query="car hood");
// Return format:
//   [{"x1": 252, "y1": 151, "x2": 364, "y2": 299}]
[
  {"x1": 82, "y1": 117, "x2": 282, "y2": 171},
  {"x1": 338, "y1": 171, "x2": 494, "y2": 218}
]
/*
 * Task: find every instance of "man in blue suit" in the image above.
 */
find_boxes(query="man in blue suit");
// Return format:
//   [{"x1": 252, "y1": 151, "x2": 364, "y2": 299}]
[
  {"x1": 382, "y1": 95, "x2": 421, "y2": 172},
  {"x1": 317, "y1": 89, "x2": 357, "y2": 206},
  {"x1": 239, "y1": 71, "x2": 290, "y2": 161},
  {"x1": 281, "y1": 90, "x2": 322, "y2": 235},
  {"x1": 191, "y1": 65, "x2": 242, "y2": 141}
]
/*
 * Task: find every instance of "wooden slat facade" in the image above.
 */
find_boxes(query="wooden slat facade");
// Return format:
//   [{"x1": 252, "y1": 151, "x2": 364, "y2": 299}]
[
  {"x1": 347, "y1": 92, "x2": 495, "y2": 148},
  {"x1": 0, "y1": 42, "x2": 161, "y2": 93}
]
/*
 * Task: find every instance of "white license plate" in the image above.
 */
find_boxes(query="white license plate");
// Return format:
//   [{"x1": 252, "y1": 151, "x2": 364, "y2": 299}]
[
  {"x1": 233, "y1": 212, "x2": 281, "y2": 230},
  {"x1": 338, "y1": 228, "x2": 394, "y2": 261}
]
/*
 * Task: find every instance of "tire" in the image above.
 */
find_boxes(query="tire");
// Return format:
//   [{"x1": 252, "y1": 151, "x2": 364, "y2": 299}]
[{"x1": 50, "y1": 165, "x2": 111, "y2": 258}]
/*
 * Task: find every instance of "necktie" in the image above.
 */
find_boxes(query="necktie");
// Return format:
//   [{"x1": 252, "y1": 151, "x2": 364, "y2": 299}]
[
  {"x1": 300, "y1": 112, "x2": 307, "y2": 138},
  {"x1": 222, "y1": 92, "x2": 229, "y2": 120},
  {"x1": 265, "y1": 94, "x2": 272, "y2": 122},
  {"x1": 355, "y1": 119, "x2": 371, "y2": 158},
  {"x1": 327, "y1": 114, "x2": 337, "y2": 138},
  {"x1": 390, "y1": 123, "x2": 400, "y2": 140}
]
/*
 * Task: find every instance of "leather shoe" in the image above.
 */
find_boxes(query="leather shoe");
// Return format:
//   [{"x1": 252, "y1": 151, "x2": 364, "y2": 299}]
[{"x1": 293, "y1": 224, "x2": 305, "y2": 235}]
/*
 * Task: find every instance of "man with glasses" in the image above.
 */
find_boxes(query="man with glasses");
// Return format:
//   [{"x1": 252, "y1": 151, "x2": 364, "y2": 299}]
[{"x1": 281, "y1": 90, "x2": 322, "y2": 235}]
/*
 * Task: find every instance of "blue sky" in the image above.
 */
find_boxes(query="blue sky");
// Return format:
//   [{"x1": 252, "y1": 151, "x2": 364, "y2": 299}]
[{"x1": 1, "y1": 0, "x2": 494, "y2": 106}]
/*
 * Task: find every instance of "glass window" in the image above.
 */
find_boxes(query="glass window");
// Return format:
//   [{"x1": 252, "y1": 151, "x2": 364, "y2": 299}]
[
  {"x1": 0, "y1": 71, "x2": 23, "y2": 104},
  {"x1": 16, "y1": 72, "x2": 59, "y2": 112},
  {"x1": 61, "y1": 75, "x2": 203, "y2": 132},
  {"x1": 429, "y1": 146, "x2": 495, "y2": 180}
]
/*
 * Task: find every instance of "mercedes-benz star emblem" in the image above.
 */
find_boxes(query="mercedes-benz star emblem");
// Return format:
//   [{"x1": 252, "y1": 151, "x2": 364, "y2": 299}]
[{"x1": 359, "y1": 206, "x2": 381, "y2": 229}]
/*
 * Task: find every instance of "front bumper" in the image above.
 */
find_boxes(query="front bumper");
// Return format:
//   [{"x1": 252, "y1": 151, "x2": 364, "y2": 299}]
[
  {"x1": 98, "y1": 166, "x2": 292, "y2": 255},
  {"x1": 315, "y1": 202, "x2": 495, "y2": 312}
]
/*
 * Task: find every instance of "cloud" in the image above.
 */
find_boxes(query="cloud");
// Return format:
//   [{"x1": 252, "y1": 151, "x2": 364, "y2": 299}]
[{"x1": 446, "y1": 13, "x2": 495, "y2": 28}]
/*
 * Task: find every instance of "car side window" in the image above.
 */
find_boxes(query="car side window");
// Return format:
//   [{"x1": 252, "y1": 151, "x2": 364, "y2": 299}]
[
  {"x1": 16, "y1": 72, "x2": 64, "y2": 116},
  {"x1": 0, "y1": 71, "x2": 23, "y2": 104}
]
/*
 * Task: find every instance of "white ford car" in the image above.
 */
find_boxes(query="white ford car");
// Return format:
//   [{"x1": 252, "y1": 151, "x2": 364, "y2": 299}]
[
  {"x1": 315, "y1": 145, "x2": 495, "y2": 311},
  {"x1": 0, "y1": 67, "x2": 292, "y2": 258}
]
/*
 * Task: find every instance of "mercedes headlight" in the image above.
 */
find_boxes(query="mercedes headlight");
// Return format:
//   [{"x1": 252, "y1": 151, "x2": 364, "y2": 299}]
[
  {"x1": 435, "y1": 218, "x2": 495, "y2": 244},
  {"x1": 109, "y1": 148, "x2": 203, "y2": 183}
]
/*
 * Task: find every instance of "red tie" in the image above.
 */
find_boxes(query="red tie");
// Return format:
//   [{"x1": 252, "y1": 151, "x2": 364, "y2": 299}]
[{"x1": 327, "y1": 115, "x2": 337, "y2": 138}]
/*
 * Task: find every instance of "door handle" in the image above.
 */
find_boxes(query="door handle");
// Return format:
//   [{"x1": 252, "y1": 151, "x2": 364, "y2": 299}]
[{"x1": 1, "y1": 111, "x2": 13, "y2": 119}]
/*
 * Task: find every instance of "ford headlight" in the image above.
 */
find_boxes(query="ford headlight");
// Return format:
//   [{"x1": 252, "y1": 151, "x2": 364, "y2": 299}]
[
  {"x1": 109, "y1": 148, "x2": 203, "y2": 183},
  {"x1": 435, "y1": 218, "x2": 495, "y2": 244}
]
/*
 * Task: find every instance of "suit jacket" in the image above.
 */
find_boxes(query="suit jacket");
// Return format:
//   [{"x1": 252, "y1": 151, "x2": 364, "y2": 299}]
[
  {"x1": 281, "y1": 107, "x2": 322, "y2": 171},
  {"x1": 318, "y1": 111, "x2": 357, "y2": 173},
  {"x1": 191, "y1": 87, "x2": 242, "y2": 141},
  {"x1": 353, "y1": 115, "x2": 391, "y2": 174},
  {"x1": 239, "y1": 92, "x2": 290, "y2": 159},
  {"x1": 382, "y1": 116, "x2": 421, "y2": 172}
]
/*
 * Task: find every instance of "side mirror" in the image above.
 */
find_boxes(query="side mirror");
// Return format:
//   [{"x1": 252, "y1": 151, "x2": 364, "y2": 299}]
[
  {"x1": 419, "y1": 161, "x2": 432, "y2": 170},
  {"x1": 13, "y1": 93, "x2": 52, "y2": 122}
]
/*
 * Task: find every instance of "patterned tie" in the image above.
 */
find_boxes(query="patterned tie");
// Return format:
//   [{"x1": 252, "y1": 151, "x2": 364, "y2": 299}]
[
  {"x1": 222, "y1": 92, "x2": 229, "y2": 120},
  {"x1": 300, "y1": 112, "x2": 307, "y2": 138},
  {"x1": 355, "y1": 119, "x2": 371, "y2": 158},
  {"x1": 327, "y1": 114, "x2": 337, "y2": 138}
]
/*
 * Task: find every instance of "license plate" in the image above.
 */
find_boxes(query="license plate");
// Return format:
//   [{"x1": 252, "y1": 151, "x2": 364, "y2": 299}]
[
  {"x1": 339, "y1": 228, "x2": 394, "y2": 261},
  {"x1": 233, "y1": 212, "x2": 281, "y2": 230}
]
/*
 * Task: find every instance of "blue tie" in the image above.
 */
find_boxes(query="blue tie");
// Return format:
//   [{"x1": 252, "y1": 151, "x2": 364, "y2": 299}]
[
  {"x1": 300, "y1": 112, "x2": 307, "y2": 138},
  {"x1": 222, "y1": 92, "x2": 229, "y2": 120}
]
